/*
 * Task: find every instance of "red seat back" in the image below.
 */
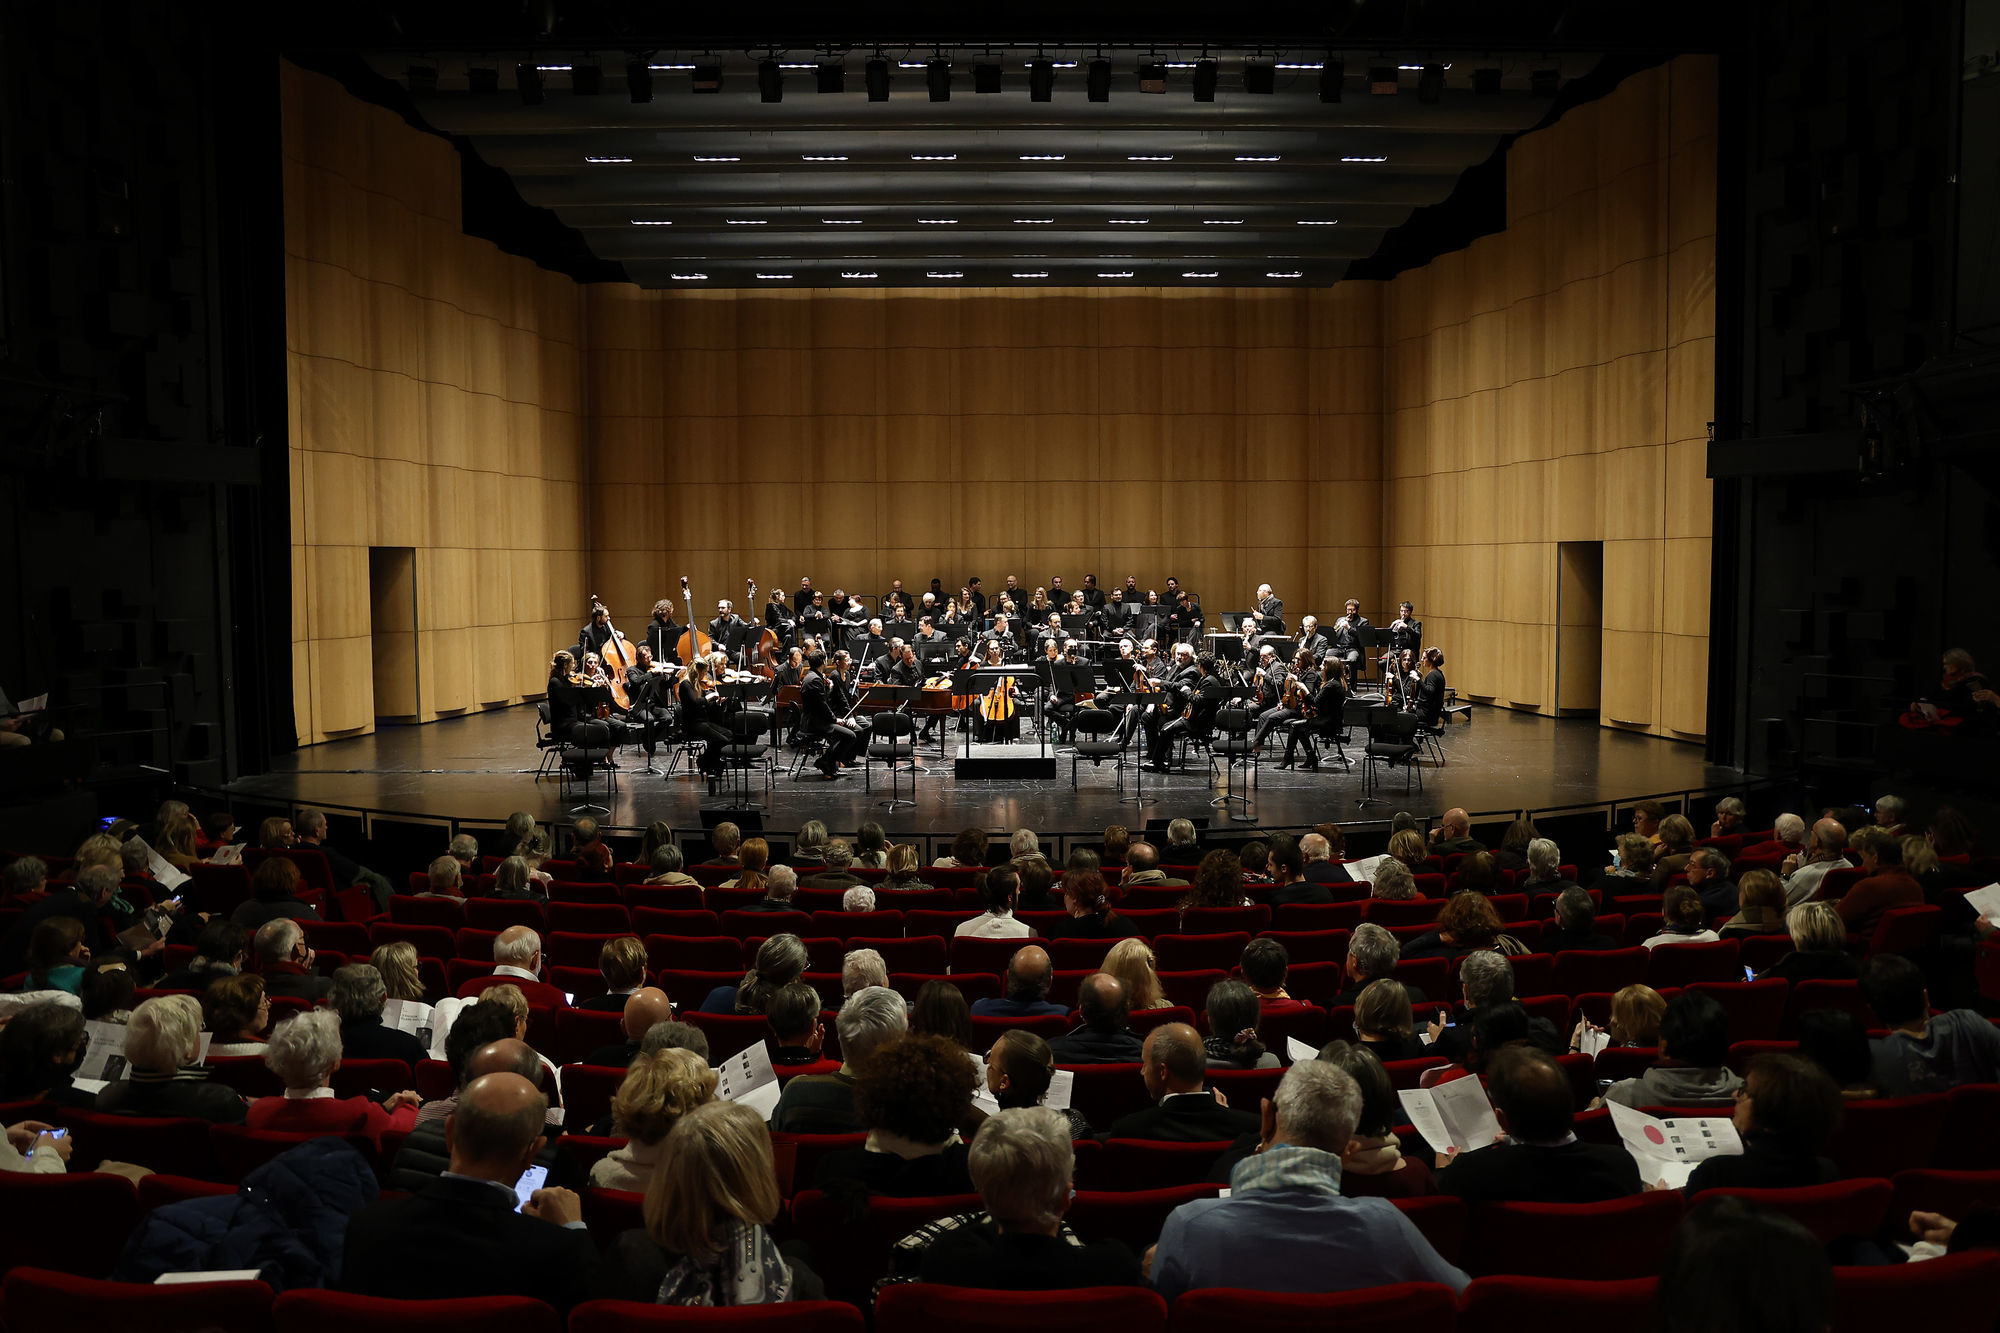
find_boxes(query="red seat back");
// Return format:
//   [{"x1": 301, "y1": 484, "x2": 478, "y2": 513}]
[
  {"x1": 1363, "y1": 898, "x2": 1444, "y2": 927},
  {"x1": 718, "y1": 909, "x2": 814, "y2": 940},
  {"x1": 879, "y1": 1284, "x2": 1163, "y2": 1333},
  {"x1": 1157, "y1": 969, "x2": 1228, "y2": 1010},
  {"x1": 1182, "y1": 905, "x2": 1271, "y2": 935},
  {"x1": 1643, "y1": 939, "x2": 1741, "y2": 988},
  {"x1": 621, "y1": 885, "x2": 704, "y2": 912},
  {"x1": 849, "y1": 935, "x2": 947, "y2": 973},
  {"x1": 1258, "y1": 929, "x2": 1350, "y2": 966},
  {"x1": 1685, "y1": 979, "x2": 1790, "y2": 1041},
  {"x1": 1465, "y1": 1193, "x2": 1685, "y2": 1278},
  {"x1": 554, "y1": 1007, "x2": 631, "y2": 1065},
  {"x1": 462, "y1": 898, "x2": 546, "y2": 933},
  {"x1": 1552, "y1": 948, "x2": 1649, "y2": 997},
  {"x1": 684, "y1": 1012, "x2": 772, "y2": 1062},
  {"x1": 0, "y1": 1176, "x2": 142, "y2": 1277},
  {"x1": 1828, "y1": 1252, "x2": 2000, "y2": 1333},
  {"x1": 1783, "y1": 979, "x2": 1878, "y2": 1037},
  {"x1": 575, "y1": 1299, "x2": 862, "y2": 1332},
  {"x1": 273, "y1": 1290, "x2": 562, "y2": 1333},
  {"x1": 1154, "y1": 932, "x2": 1249, "y2": 972},
  {"x1": 556, "y1": 1064, "x2": 629, "y2": 1130},
  {"x1": 809, "y1": 909, "x2": 905, "y2": 942},
  {"x1": 1273, "y1": 902, "x2": 1364, "y2": 931},
  {"x1": 2, "y1": 1267, "x2": 273, "y2": 1332},
  {"x1": 1871, "y1": 904, "x2": 1944, "y2": 956},
  {"x1": 1098, "y1": 1140, "x2": 1235, "y2": 1190},
  {"x1": 60, "y1": 1109, "x2": 215, "y2": 1181},
  {"x1": 1063, "y1": 1063, "x2": 1152, "y2": 1127},
  {"x1": 388, "y1": 895, "x2": 464, "y2": 928},
  {"x1": 1168, "y1": 1283, "x2": 1455, "y2": 1333},
  {"x1": 1827, "y1": 1094, "x2": 1951, "y2": 1180},
  {"x1": 1700, "y1": 1179, "x2": 1891, "y2": 1245},
  {"x1": 1459, "y1": 1276, "x2": 1656, "y2": 1331},
  {"x1": 792, "y1": 1190, "x2": 981, "y2": 1305},
  {"x1": 1046, "y1": 937, "x2": 1118, "y2": 971},
  {"x1": 949, "y1": 935, "x2": 1048, "y2": 976}
]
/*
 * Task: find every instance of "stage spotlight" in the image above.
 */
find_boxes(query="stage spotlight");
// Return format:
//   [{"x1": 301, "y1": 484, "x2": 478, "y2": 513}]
[
  {"x1": 626, "y1": 60, "x2": 653, "y2": 102},
  {"x1": 865, "y1": 57, "x2": 890, "y2": 101},
  {"x1": 571, "y1": 62, "x2": 601, "y2": 95},
  {"x1": 759, "y1": 59, "x2": 783, "y2": 102},
  {"x1": 1192, "y1": 59, "x2": 1218, "y2": 101},
  {"x1": 1029, "y1": 58, "x2": 1055, "y2": 101},
  {"x1": 1243, "y1": 62, "x2": 1275, "y2": 94},
  {"x1": 974, "y1": 62, "x2": 1002, "y2": 93},
  {"x1": 407, "y1": 63, "x2": 438, "y2": 96},
  {"x1": 1138, "y1": 62, "x2": 1166, "y2": 93},
  {"x1": 1318, "y1": 60, "x2": 1344, "y2": 102},
  {"x1": 927, "y1": 59, "x2": 951, "y2": 101},
  {"x1": 692, "y1": 63, "x2": 723, "y2": 93},
  {"x1": 816, "y1": 62, "x2": 845, "y2": 92},
  {"x1": 1086, "y1": 58, "x2": 1111, "y2": 101},
  {"x1": 468, "y1": 66, "x2": 499, "y2": 96},
  {"x1": 1530, "y1": 67, "x2": 1559, "y2": 97},
  {"x1": 1417, "y1": 63, "x2": 1444, "y2": 103},
  {"x1": 515, "y1": 63, "x2": 544, "y2": 105},
  {"x1": 1473, "y1": 67, "x2": 1502, "y2": 95},
  {"x1": 1368, "y1": 65, "x2": 1398, "y2": 94}
]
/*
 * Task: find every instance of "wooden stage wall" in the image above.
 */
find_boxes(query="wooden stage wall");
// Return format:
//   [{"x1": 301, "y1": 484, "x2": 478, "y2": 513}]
[{"x1": 282, "y1": 56, "x2": 1714, "y2": 746}]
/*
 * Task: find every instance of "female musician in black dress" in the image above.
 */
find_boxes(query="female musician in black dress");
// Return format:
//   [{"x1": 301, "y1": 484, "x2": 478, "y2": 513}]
[{"x1": 677, "y1": 656, "x2": 732, "y2": 791}]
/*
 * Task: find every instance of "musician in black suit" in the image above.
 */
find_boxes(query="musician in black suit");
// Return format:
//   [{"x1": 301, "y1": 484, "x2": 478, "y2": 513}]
[
  {"x1": 880, "y1": 641, "x2": 920, "y2": 686},
  {"x1": 1415, "y1": 647, "x2": 1448, "y2": 730},
  {"x1": 1295, "y1": 615, "x2": 1331, "y2": 661},
  {"x1": 967, "y1": 577, "x2": 987, "y2": 617},
  {"x1": 798, "y1": 592, "x2": 831, "y2": 645},
  {"x1": 338, "y1": 1072, "x2": 598, "y2": 1312},
  {"x1": 883, "y1": 580, "x2": 914, "y2": 619},
  {"x1": 1246, "y1": 643, "x2": 1289, "y2": 732},
  {"x1": 852, "y1": 621, "x2": 888, "y2": 668},
  {"x1": 1254, "y1": 583, "x2": 1286, "y2": 636},
  {"x1": 792, "y1": 577, "x2": 816, "y2": 619},
  {"x1": 1388, "y1": 602, "x2": 1424, "y2": 656},
  {"x1": 763, "y1": 587, "x2": 796, "y2": 640},
  {"x1": 1102, "y1": 1025, "x2": 1261, "y2": 1142},
  {"x1": 643, "y1": 600, "x2": 684, "y2": 665},
  {"x1": 1281, "y1": 655, "x2": 1350, "y2": 770},
  {"x1": 708, "y1": 600, "x2": 748, "y2": 650},
  {"x1": 1152, "y1": 653, "x2": 1226, "y2": 771},
  {"x1": 1035, "y1": 612, "x2": 1066, "y2": 658},
  {"x1": 1251, "y1": 649, "x2": 1313, "y2": 750},
  {"x1": 984, "y1": 616, "x2": 1021, "y2": 660},
  {"x1": 1080, "y1": 574, "x2": 1107, "y2": 610},
  {"x1": 578, "y1": 605, "x2": 615, "y2": 660},
  {"x1": 799, "y1": 652, "x2": 860, "y2": 779},
  {"x1": 913, "y1": 616, "x2": 947, "y2": 648},
  {"x1": 1331, "y1": 600, "x2": 1372, "y2": 689}
]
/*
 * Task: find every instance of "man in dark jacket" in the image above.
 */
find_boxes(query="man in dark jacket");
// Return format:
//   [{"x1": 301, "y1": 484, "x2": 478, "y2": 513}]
[
  {"x1": 330, "y1": 963, "x2": 427, "y2": 1066},
  {"x1": 1103, "y1": 1024, "x2": 1260, "y2": 1142},
  {"x1": 252, "y1": 919, "x2": 333, "y2": 1002},
  {"x1": 341, "y1": 1071, "x2": 596, "y2": 1312},
  {"x1": 1048, "y1": 974, "x2": 1143, "y2": 1065},
  {"x1": 1435, "y1": 1047, "x2": 1640, "y2": 1203},
  {"x1": 230, "y1": 858, "x2": 322, "y2": 932},
  {"x1": 296, "y1": 806, "x2": 395, "y2": 910},
  {"x1": 583, "y1": 988, "x2": 675, "y2": 1068},
  {"x1": 389, "y1": 1033, "x2": 575, "y2": 1193},
  {"x1": 0, "y1": 866, "x2": 115, "y2": 976}
]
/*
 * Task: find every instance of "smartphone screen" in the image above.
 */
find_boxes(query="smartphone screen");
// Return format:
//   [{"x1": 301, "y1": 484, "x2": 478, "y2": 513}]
[
  {"x1": 46, "y1": 1128, "x2": 66, "y2": 1140},
  {"x1": 513, "y1": 1164, "x2": 549, "y2": 1212},
  {"x1": 1742, "y1": 964, "x2": 1756, "y2": 983}
]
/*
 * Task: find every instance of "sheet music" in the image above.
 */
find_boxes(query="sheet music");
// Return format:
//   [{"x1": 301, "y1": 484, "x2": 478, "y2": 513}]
[
  {"x1": 1607, "y1": 1101, "x2": 1742, "y2": 1189},
  {"x1": 715, "y1": 1040, "x2": 781, "y2": 1118}
]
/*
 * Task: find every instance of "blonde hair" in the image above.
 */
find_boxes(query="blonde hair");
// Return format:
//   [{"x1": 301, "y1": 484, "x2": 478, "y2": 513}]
[
  {"x1": 482, "y1": 983, "x2": 529, "y2": 1028},
  {"x1": 1788, "y1": 901, "x2": 1846, "y2": 953},
  {"x1": 643, "y1": 1101, "x2": 781, "y2": 1262},
  {"x1": 1103, "y1": 938, "x2": 1166, "y2": 1010},
  {"x1": 886, "y1": 843, "x2": 921, "y2": 882},
  {"x1": 73, "y1": 833, "x2": 124, "y2": 872},
  {"x1": 611, "y1": 1048, "x2": 717, "y2": 1146},
  {"x1": 1610, "y1": 984, "x2": 1666, "y2": 1046},
  {"x1": 1388, "y1": 829, "x2": 1427, "y2": 870},
  {"x1": 370, "y1": 941, "x2": 424, "y2": 1001}
]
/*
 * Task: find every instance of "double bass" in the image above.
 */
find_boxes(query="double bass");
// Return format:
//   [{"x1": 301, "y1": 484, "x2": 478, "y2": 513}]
[
  {"x1": 586, "y1": 594, "x2": 635, "y2": 710},
  {"x1": 675, "y1": 575, "x2": 716, "y2": 665},
  {"x1": 745, "y1": 579, "x2": 785, "y2": 678}
]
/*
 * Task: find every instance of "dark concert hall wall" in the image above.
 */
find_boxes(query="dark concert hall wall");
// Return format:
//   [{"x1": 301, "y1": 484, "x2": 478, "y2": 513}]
[
  {"x1": 282, "y1": 63, "x2": 589, "y2": 745},
  {"x1": 1382, "y1": 57, "x2": 1717, "y2": 741},
  {"x1": 581, "y1": 285, "x2": 1385, "y2": 632}
]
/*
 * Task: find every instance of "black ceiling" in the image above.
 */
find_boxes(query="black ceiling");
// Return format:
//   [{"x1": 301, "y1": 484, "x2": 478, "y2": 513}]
[{"x1": 299, "y1": 2, "x2": 1725, "y2": 290}]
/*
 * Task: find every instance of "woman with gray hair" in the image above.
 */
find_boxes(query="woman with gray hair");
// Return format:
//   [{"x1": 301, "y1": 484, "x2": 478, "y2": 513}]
[
  {"x1": 245, "y1": 1009, "x2": 420, "y2": 1146},
  {"x1": 1518, "y1": 838, "x2": 1575, "y2": 895},
  {"x1": 95, "y1": 995, "x2": 247, "y2": 1123},
  {"x1": 491, "y1": 855, "x2": 547, "y2": 903},
  {"x1": 329, "y1": 963, "x2": 428, "y2": 1065},
  {"x1": 920, "y1": 1107, "x2": 1144, "y2": 1289},
  {"x1": 1372, "y1": 859, "x2": 1419, "y2": 901}
]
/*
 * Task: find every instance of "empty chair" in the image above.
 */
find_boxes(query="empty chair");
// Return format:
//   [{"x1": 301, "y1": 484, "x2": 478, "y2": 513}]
[
  {"x1": 1644, "y1": 940, "x2": 1742, "y2": 988},
  {"x1": 1889, "y1": 1168, "x2": 2000, "y2": 1224},
  {"x1": 1828, "y1": 1252, "x2": 2000, "y2": 1333},
  {"x1": 1684, "y1": 980, "x2": 1789, "y2": 1042},
  {"x1": 1464, "y1": 1194, "x2": 1685, "y2": 1279},
  {"x1": 1826, "y1": 1095, "x2": 1951, "y2": 1181},
  {"x1": 2, "y1": 1267, "x2": 274, "y2": 1333},
  {"x1": 1697, "y1": 1180, "x2": 1891, "y2": 1246},
  {"x1": 791, "y1": 1190, "x2": 980, "y2": 1306},
  {"x1": 0, "y1": 1175, "x2": 143, "y2": 1277},
  {"x1": 1098, "y1": 1142, "x2": 1237, "y2": 1192},
  {"x1": 1155, "y1": 932, "x2": 1251, "y2": 973}
]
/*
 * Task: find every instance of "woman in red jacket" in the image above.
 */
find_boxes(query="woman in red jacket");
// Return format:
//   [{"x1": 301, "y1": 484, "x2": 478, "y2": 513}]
[{"x1": 246, "y1": 1009, "x2": 420, "y2": 1148}]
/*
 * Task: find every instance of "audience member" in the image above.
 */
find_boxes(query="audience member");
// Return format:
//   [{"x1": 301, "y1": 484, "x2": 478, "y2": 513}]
[
  {"x1": 1648, "y1": 815, "x2": 1698, "y2": 888},
  {"x1": 579, "y1": 937, "x2": 648, "y2": 1013},
  {"x1": 1163, "y1": 818, "x2": 1200, "y2": 861},
  {"x1": 1493, "y1": 818, "x2": 1538, "y2": 875},
  {"x1": 590, "y1": 1048, "x2": 718, "y2": 1192},
  {"x1": 202, "y1": 973, "x2": 270, "y2": 1056},
  {"x1": 1721, "y1": 869, "x2": 1790, "y2": 937},
  {"x1": 1299, "y1": 832, "x2": 1352, "y2": 889},
  {"x1": 1266, "y1": 838, "x2": 1327, "y2": 906},
  {"x1": 696, "y1": 934, "x2": 803, "y2": 1015},
  {"x1": 0, "y1": 1001, "x2": 95, "y2": 1107},
  {"x1": 642, "y1": 844, "x2": 697, "y2": 887},
  {"x1": 767, "y1": 982, "x2": 826, "y2": 1065},
  {"x1": 418, "y1": 854, "x2": 465, "y2": 899},
  {"x1": 718, "y1": 837, "x2": 770, "y2": 891},
  {"x1": 2, "y1": 866, "x2": 113, "y2": 976},
  {"x1": 1049, "y1": 973, "x2": 1144, "y2": 1064},
  {"x1": 1603, "y1": 991, "x2": 1742, "y2": 1107},
  {"x1": 1403, "y1": 892, "x2": 1521, "y2": 962},
  {"x1": 842, "y1": 885, "x2": 876, "y2": 913},
  {"x1": 597, "y1": 1101, "x2": 824, "y2": 1304},
  {"x1": 923, "y1": 1108, "x2": 1143, "y2": 1290},
  {"x1": 1782, "y1": 818, "x2": 1852, "y2": 906},
  {"x1": 156, "y1": 919, "x2": 246, "y2": 992},
  {"x1": 1600, "y1": 833, "x2": 1655, "y2": 890},
  {"x1": 769, "y1": 986, "x2": 907, "y2": 1133},
  {"x1": 1643, "y1": 884, "x2": 1722, "y2": 948},
  {"x1": 247, "y1": 1009, "x2": 421, "y2": 1146},
  {"x1": 1239, "y1": 937, "x2": 1312, "y2": 1012},
  {"x1": 490, "y1": 856, "x2": 547, "y2": 903},
  {"x1": 1683, "y1": 1054, "x2": 1841, "y2": 1193},
  {"x1": 1387, "y1": 829, "x2": 1429, "y2": 874},
  {"x1": 971, "y1": 946, "x2": 1067, "y2": 1018},
  {"x1": 370, "y1": 940, "x2": 426, "y2": 1002},
  {"x1": 1182, "y1": 849, "x2": 1248, "y2": 910},
  {"x1": 1150, "y1": 1060, "x2": 1469, "y2": 1301},
  {"x1": 814, "y1": 1032, "x2": 977, "y2": 1196},
  {"x1": 1756, "y1": 903, "x2": 1859, "y2": 983},
  {"x1": 1518, "y1": 838, "x2": 1576, "y2": 897},
  {"x1": 1655, "y1": 1197, "x2": 1830, "y2": 1333},
  {"x1": 1437, "y1": 1047, "x2": 1641, "y2": 1202},
  {"x1": 1104, "y1": 1024, "x2": 1260, "y2": 1142},
  {"x1": 1103, "y1": 937, "x2": 1171, "y2": 1010},
  {"x1": 23, "y1": 917, "x2": 88, "y2": 995},
  {"x1": 841, "y1": 947, "x2": 889, "y2": 998},
  {"x1": 1043, "y1": 867, "x2": 1133, "y2": 940},
  {"x1": 934, "y1": 827, "x2": 986, "y2": 869},
  {"x1": 1686, "y1": 848, "x2": 1738, "y2": 916},
  {"x1": 792, "y1": 820, "x2": 831, "y2": 867},
  {"x1": 1014, "y1": 857, "x2": 1057, "y2": 911},
  {"x1": 96, "y1": 995, "x2": 247, "y2": 1123},
  {"x1": 1371, "y1": 858, "x2": 1419, "y2": 901},
  {"x1": 1427, "y1": 809, "x2": 1485, "y2": 857},
  {"x1": 1201, "y1": 979, "x2": 1278, "y2": 1069},
  {"x1": 587, "y1": 989, "x2": 677, "y2": 1067},
  {"x1": 1794, "y1": 1009, "x2": 1878, "y2": 1098},
  {"x1": 1710, "y1": 796, "x2": 1746, "y2": 839},
  {"x1": 1835, "y1": 826, "x2": 1923, "y2": 933},
  {"x1": 329, "y1": 963, "x2": 428, "y2": 1065},
  {"x1": 1122, "y1": 841, "x2": 1187, "y2": 888},
  {"x1": 853, "y1": 822, "x2": 889, "y2": 870},
  {"x1": 1605, "y1": 983, "x2": 1667, "y2": 1048},
  {"x1": 911, "y1": 979, "x2": 973, "y2": 1049},
  {"x1": 1354, "y1": 979, "x2": 1426, "y2": 1063},
  {"x1": 1862, "y1": 954, "x2": 2000, "y2": 1093},
  {"x1": 1544, "y1": 885, "x2": 1618, "y2": 951},
  {"x1": 341, "y1": 1071, "x2": 594, "y2": 1311},
  {"x1": 1318, "y1": 1042, "x2": 1436, "y2": 1197},
  {"x1": 804, "y1": 840, "x2": 860, "y2": 890},
  {"x1": 456, "y1": 925, "x2": 565, "y2": 1007},
  {"x1": 984, "y1": 1030, "x2": 1092, "y2": 1139},
  {"x1": 1330, "y1": 923, "x2": 1412, "y2": 1006},
  {"x1": 956, "y1": 865, "x2": 1027, "y2": 939},
  {"x1": 1431, "y1": 953, "x2": 1560, "y2": 1065}
]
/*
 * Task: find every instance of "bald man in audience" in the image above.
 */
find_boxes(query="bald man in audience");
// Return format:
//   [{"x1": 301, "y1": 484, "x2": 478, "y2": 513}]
[
  {"x1": 1428, "y1": 809, "x2": 1485, "y2": 857},
  {"x1": 971, "y1": 945, "x2": 1067, "y2": 1018},
  {"x1": 456, "y1": 925, "x2": 568, "y2": 1008},
  {"x1": 1783, "y1": 819, "x2": 1853, "y2": 907},
  {"x1": 1104, "y1": 1024, "x2": 1260, "y2": 1142},
  {"x1": 1121, "y1": 842, "x2": 1188, "y2": 888},
  {"x1": 584, "y1": 987, "x2": 675, "y2": 1068},
  {"x1": 341, "y1": 1071, "x2": 596, "y2": 1311}
]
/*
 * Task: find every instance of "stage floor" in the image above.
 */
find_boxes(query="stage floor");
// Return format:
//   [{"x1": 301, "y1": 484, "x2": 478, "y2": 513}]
[{"x1": 223, "y1": 702, "x2": 1749, "y2": 838}]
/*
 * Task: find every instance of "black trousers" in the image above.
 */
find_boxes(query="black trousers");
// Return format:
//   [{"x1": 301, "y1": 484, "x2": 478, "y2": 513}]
[
  {"x1": 1252, "y1": 706, "x2": 1300, "y2": 750},
  {"x1": 819, "y1": 723, "x2": 862, "y2": 768},
  {"x1": 693, "y1": 723, "x2": 731, "y2": 775},
  {"x1": 1284, "y1": 717, "x2": 1338, "y2": 764}
]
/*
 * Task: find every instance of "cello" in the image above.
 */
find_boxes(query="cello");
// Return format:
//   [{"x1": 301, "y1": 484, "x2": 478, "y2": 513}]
[
  {"x1": 675, "y1": 575, "x2": 716, "y2": 666},
  {"x1": 586, "y1": 594, "x2": 635, "y2": 710}
]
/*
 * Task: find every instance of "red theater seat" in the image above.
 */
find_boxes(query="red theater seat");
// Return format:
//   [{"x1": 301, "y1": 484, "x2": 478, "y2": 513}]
[
  {"x1": 273, "y1": 1291, "x2": 562, "y2": 1333},
  {"x1": 2, "y1": 1268, "x2": 274, "y2": 1333},
  {"x1": 573, "y1": 1299, "x2": 864, "y2": 1332},
  {"x1": 878, "y1": 1284, "x2": 1164, "y2": 1333},
  {"x1": 1167, "y1": 1283, "x2": 1456, "y2": 1333}
]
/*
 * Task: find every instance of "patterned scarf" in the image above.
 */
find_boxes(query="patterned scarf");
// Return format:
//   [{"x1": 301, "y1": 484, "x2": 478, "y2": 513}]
[{"x1": 656, "y1": 1221, "x2": 793, "y2": 1307}]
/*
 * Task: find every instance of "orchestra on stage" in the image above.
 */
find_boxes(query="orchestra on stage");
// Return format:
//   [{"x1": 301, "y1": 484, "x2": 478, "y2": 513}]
[{"x1": 544, "y1": 572, "x2": 1450, "y2": 792}]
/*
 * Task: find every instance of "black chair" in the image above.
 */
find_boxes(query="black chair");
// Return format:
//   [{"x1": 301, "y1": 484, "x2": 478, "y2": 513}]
[
  {"x1": 1363, "y1": 705, "x2": 1422, "y2": 799},
  {"x1": 1208, "y1": 704, "x2": 1256, "y2": 820},
  {"x1": 719, "y1": 709, "x2": 774, "y2": 803},
  {"x1": 662, "y1": 704, "x2": 707, "y2": 781},
  {"x1": 1412, "y1": 711, "x2": 1447, "y2": 766},
  {"x1": 1070, "y1": 707, "x2": 1126, "y2": 791},
  {"x1": 533, "y1": 703, "x2": 563, "y2": 781},
  {"x1": 864, "y1": 711, "x2": 917, "y2": 811},
  {"x1": 788, "y1": 721, "x2": 832, "y2": 779},
  {"x1": 559, "y1": 720, "x2": 616, "y2": 814}
]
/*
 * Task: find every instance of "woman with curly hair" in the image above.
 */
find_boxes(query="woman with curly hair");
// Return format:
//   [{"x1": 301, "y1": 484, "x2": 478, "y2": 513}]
[
  {"x1": 1400, "y1": 892, "x2": 1523, "y2": 962},
  {"x1": 1043, "y1": 867, "x2": 1135, "y2": 941},
  {"x1": 935, "y1": 827, "x2": 988, "y2": 869},
  {"x1": 813, "y1": 1033, "x2": 977, "y2": 1196},
  {"x1": 592, "y1": 1048, "x2": 719, "y2": 1192},
  {"x1": 1180, "y1": 849, "x2": 1248, "y2": 912}
]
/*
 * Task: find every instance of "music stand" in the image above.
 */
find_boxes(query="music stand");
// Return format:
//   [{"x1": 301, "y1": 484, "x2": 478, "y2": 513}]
[
  {"x1": 860, "y1": 686, "x2": 923, "y2": 811},
  {"x1": 715, "y1": 680, "x2": 776, "y2": 807},
  {"x1": 1096, "y1": 689, "x2": 1151, "y2": 806},
  {"x1": 1204, "y1": 632, "x2": 1244, "y2": 664},
  {"x1": 1209, "y1": 684, "x2": 1259, "y2": 823}
]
